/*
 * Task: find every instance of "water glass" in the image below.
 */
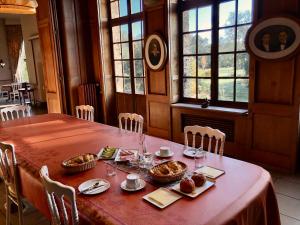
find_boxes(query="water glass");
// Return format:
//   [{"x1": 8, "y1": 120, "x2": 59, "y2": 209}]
[
  {"x1": 143, "y1": 152, "x2": 153, "y2": 168},
  {"x1": 106, "y1": 162, "x2": 116, "y2": 176},
  {"x1": 194, "y1": 147, "x2": 205, "y2": 169}
]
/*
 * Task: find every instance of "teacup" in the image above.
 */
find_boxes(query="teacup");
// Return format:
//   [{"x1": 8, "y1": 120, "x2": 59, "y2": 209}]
[
  {"x1": 160, "y1": 146, "x2": 170, "y2": 157},
  {"x1": 126, "y1": 173, "x2": 140, "y2": 189}
]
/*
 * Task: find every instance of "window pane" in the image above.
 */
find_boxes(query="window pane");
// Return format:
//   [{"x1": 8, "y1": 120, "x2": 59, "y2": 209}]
[
  {"x1": 124, "y1": 78, "x2": 132, "y2": 93},
  {"x1": 111, "y1": 1, "x2": 119, "y2": 19},
  {"x1": 238, "y1": 0, "x2": 252, "y2": 24},
  {"x1": 198, "y1": 79, "x2": 211, "y2": 99},
  {"x1": 133, "y1": 41, "x2": 142, "y2": 59},
  {"x1": 236, "y1": 53, "x2": 249, "y2": 77},
  {"x1": 121, "y1": 43, "x2": 129, "y2": 59},
  {"x1": 183, "y1": 9, "x2": 196, "y2": 32},
  {"x1": 120, "y1": 24, "x2": 128, "y2": 42},
  {"x1": 237, "y1": 25, "x2": 251, "y2": 51},
  {"x1": 122, "y1": 61, "x2": 130, "y2": 77},
  {"x1": 183, "y1": 78, "x2": 196, "y2": 98},
  {"x1": 219, "y1": 54, "x2": 234, "y2": 77},
  {"x1": 135, "y1": 78, "x2": 144, "y2": 94},
  {"x1": 218, "y1": 79, "x2": 234, "y2": 101},
  {"x1": 113, "y1": 43, "x2": 121, "y2": 59},
  {"x1": 112, "y1": 26, "x2": 120, "y2": 43},
  {"x1": 119, "y1": 0, "x2": 128, "y2": 17},
  {"x1": 134, "y1": 60, "x2": 143, "y2": 77},
  {"x1": 114, "y1": 61, "x2": 122, "y2": 76},
  {"x1": 198, "y1": 31, "x2": 211, "y2": 54},
  {"x1": 236, "y1": 79, "x2": 249, "y2": 102},
  {"x1": 219, "y1": 28, "x2": 235, "y2": 52},
  {"x1": 183, "y1": 33, "x2": 196, "y2": 55},
  {"x1": 198, "y1": 6, "x2": 212, "y2": 30},
  {"x1": 132, "y1": 21, "x2": 142, "y2": 40},
  {"x1": 198, "y1": 56, "x2": 211, "y2": 77},
  {"x1": 116, "y1": 77, "x2": 124, "y2": 92},
  {"x1": 183, "y1": 56, "x2": 196, "y2": 77},
  {"x1": 131, "y1": 0, "x2": 141, "y2": 14},
  {"x1": 219, "y1": 1, "x2": 236, "y2": 27}
]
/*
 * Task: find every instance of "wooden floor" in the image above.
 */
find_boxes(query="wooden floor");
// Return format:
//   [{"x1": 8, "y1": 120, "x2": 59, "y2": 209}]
[{"x1": 0, "y1": 171, "x2": 300, "y2": 225}]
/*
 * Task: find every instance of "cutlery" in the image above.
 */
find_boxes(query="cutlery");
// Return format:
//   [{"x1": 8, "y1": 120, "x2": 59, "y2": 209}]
[{"x1": 80, "y1": 181, "x2": 105, "y2": 194}]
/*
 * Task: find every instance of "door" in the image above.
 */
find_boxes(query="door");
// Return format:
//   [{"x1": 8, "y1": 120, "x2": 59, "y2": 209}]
[{"x1": 36, "y1": 0, "x2": 65, "y2": 113}]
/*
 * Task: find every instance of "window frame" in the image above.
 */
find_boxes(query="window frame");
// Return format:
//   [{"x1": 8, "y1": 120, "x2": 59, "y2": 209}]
[
  {"x1": 179, "y1": 0, "x2": 254, "y2": 108},
  {"x1": 108, "y1": 0, "x2": 145, "y2": 95}
]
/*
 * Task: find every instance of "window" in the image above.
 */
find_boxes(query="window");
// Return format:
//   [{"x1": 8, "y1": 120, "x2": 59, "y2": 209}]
[
  {"x1": 180, "y1": 0, "x2": 253, "y2": 105},
  {"x1": 109, "y1": 0, "x2": 145, "y2": 95}
]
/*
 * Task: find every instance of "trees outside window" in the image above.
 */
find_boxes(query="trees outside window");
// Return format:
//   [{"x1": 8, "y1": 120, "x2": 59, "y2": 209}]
[{"x1": 180, "y1": 0, "x2": 253, "y2": 105}]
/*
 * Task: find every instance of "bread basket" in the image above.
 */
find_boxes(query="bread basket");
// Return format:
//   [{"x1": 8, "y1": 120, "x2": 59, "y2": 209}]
[
  {"x1": 148, "y1": 161, "x2": 187, "y2": 183},
  {"x1": 61, "y1": 153, "x2": 98, "y2": 174}
]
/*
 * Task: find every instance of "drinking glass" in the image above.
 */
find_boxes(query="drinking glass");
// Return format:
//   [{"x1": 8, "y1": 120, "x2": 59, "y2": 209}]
[
  {"x1": 143, "y1": 152, "x2": 153, "y2": 168},
  {"x1": 194, "y1": 147, "x2": 205, "y2": 170},
  {"x1": 106, "y1": 161, "x2": 116, "y2": 176}
]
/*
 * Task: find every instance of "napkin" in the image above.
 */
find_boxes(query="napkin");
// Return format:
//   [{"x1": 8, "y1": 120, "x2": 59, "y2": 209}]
[
  {"x1": 195, "y1": 166, "x2": 224, "y2": 179},
  {"x1": 147, "y1": 188, "x2": 181, "y2": 207}
]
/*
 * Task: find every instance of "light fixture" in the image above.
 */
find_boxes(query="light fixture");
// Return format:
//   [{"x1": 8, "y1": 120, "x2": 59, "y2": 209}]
[
  {"x1": 0, "y1": 0, "x2": 38, "y2": 14},
  {"x1": 0, "y1": 59, "x2": 5, "y2": 68}
]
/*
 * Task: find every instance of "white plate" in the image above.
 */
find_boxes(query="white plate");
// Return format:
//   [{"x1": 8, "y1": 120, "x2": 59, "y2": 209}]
[
  {"x1": 115, "y1": 149, "x2": 138, "y2": 162},
  {"x1": 78, "y1": 178, "x2": 110, "y2": 195},
  {"x1": 155, "y1": 151, "x2": 174, "y2": 158},
  {"x1": 120, "y1": 179, "x2": 146, "y2": 192},
  {"x1": 143, "y1": 188, "x2": 182, "y2": 209},
  {"x1": 183, "y1": 148, "x2": 205, "y2": 158},
  {"x1": 97, "y1": 147, "x2": 119, "y2": 159},
  {"x1": 171, "y1": 180, "x2": 215, "y2": 198}
]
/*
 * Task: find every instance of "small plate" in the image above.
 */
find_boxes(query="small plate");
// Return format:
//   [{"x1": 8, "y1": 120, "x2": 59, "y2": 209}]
[
  {"x1": 120, "y1": 179, "x2": 146, "y2": 192},
  {"x1": 115, "y1": 149, "x2": 138, "y2": 162},
  {"x1": 78, "y1": 178, "x2": 110, "y2": 195},
  {"x1": 183, "y1": 148, "x2": 204, "y2": 158},
  {"x1": 171, "y1": 180, "x2": 215, "y2": 198},
  {"x1": 155, "y1": 151, "x2": 174, "y2": 158},
  {"x1": 143, "y1": 188, "x2": 182, "y2": 209},
  {"x1": 98, "y1": 147, "x2": 119, "y2": 159}
]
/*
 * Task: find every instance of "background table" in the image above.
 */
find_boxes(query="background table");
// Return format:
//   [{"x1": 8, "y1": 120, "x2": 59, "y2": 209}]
[{"x1": 0, "y1": 114, "x2": 280, "y2": 225}]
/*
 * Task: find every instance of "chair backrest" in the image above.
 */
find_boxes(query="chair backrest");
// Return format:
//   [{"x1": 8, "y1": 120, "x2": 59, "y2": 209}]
[
  {"x1": 75, "y1": 105, "x2": 94, "y2": 122},
  {"x1": 40, "y1": 165, "x2": 79, "y2": 225},
  {"x1": 11, "y1": 83, "x2": 22, "y2": 92},
  {"x1": 0, "y1": 143, "x2": 19, "y2": 192},
  {"x1": 0, "y1": 105, "x2": 31, "y2": 121},
  {"x1": 118, "y1": 113, "x2": 143, "y2": 134},
  {"x1": 184, "y1": 125, "x2": 226, "y2": 155}
]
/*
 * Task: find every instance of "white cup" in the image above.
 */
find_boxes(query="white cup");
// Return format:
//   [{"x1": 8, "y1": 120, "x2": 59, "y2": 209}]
[
  {"x1": 160, "y1": 146, "x2": 170, "y2": 156},
  {"x1": 126, "y1": 174, "x2": 140, "y2": 189}
]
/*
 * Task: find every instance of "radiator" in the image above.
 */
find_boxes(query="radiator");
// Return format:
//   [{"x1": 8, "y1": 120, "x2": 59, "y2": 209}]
[{"x1": 78, "y1": 83, "x2": 101, "y2": 122}]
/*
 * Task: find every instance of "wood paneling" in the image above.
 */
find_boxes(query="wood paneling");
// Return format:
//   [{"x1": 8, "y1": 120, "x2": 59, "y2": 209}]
[
  {"x1": 256, "y1": 60, "x2": 295, "y2": 104},
  {"x1": 148, "y1": 70, "x2": 167, "y2": 95},
  {"x1": 149, "y1": 101, "x2": 169, "y2": 130}
]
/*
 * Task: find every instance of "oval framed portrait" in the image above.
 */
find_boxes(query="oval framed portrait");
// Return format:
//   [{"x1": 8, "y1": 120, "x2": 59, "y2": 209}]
[
  {"x1": 246, "y1": 16, "x2": 300, "y2": 61},
  {"x1": 144, "y1": 33, "x2": 167, "y2": 71}
]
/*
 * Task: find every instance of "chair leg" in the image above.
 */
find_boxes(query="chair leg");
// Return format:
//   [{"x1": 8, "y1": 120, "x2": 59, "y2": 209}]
[
  {"x1": 6, "y1": 196, "x2": 11, "y2": 225},
  {"x1": 17, "y1": 200, "x2": 24, "y2": 225}
]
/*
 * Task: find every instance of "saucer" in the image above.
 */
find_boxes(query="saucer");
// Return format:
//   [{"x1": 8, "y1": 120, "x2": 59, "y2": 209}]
[
  {"x1": 155, "y1": 151, "x2": 174, "y2": 158},
  {"x1": 120, "y1": 179, "x2": 146, "y2": 192}
]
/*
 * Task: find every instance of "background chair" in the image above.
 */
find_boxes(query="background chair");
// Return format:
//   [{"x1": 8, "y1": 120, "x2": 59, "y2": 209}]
[
  {"x1": 0, "y1": 86, "x2": 9, "y2": 101},
  {"x1": 0, "y1": 105, "x2": 31, "y2": 121},
  {"x1": 118, "y1": 113, "x2": 144, "y2": 134},
  {"x1": 75, "y1": 105, "x2": 94, "y2": 122},
  {"x1": 184, "y1": 125, "x2": 226, "y2": 155},
  {"x1": 9, "y1": 83, "x2": 22, "y2": 101},
  {"x1": 0, "y1": 142, "x2": 23, "y2": 225},
  {"x1": 40, "y1": 165, "x2": 79, "y2": 225}
]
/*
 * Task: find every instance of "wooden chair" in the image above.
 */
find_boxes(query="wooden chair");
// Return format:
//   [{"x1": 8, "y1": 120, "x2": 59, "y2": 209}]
[
  {"x1": 10, "y1": 83, "x2": 22, "y2": 101},
  {"x1": 75, "y1": 105, "x2": 94, "y2": 122},
  {"x1": 0, "y1": 105, "x2": 31, "y2": 121},
  {"x1": 0, "y1": 142, "x2": 23, "y2": 225},
  {"x1": 40, "y1": 165, "x2": 79, "y2": 225},
  {"x1": 184, "y1": 125, "x2": 226, "y2": 156},
  {"x1": 0, "y1": 86, "x2": 9, "y2": 101},
  {"x1": 118, "y1": 113, "x2": 144, "y2": 134}
]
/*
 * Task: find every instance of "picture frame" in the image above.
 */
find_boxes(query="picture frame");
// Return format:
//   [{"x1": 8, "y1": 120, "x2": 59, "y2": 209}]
[
  {"x1": 144, "y1": 33, "x2": 167, "y2": 71},
  {"x1": 246, "y1": 16, "x2": 300, "y2": 61}
]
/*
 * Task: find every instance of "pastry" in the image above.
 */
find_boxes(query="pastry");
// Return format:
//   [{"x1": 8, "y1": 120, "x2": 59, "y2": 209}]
[
  {"x1": 191, "y1": 173, "x2": 206, "y2": 187},
  {"x1": 180, "y1": 178, "x2": 195, "y2": 193}
]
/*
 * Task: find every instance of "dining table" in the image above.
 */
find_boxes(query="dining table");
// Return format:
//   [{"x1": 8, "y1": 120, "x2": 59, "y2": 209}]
[{"x1": 0, "y1": 113, "x2": 281, "y2": 225}]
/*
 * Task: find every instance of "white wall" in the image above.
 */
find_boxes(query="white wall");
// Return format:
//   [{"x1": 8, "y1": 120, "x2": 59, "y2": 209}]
[{"x1": 0, "y1": 19, "x2": 12, "y2": 85}]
